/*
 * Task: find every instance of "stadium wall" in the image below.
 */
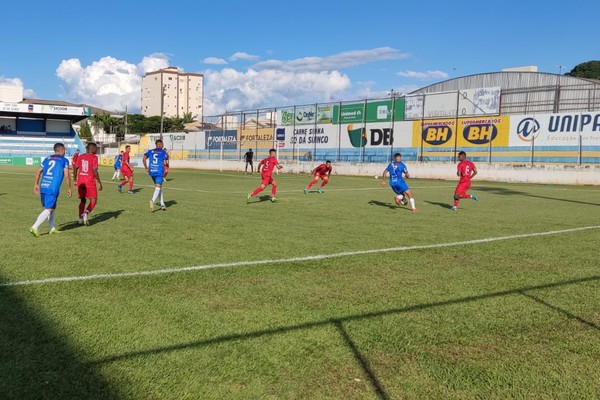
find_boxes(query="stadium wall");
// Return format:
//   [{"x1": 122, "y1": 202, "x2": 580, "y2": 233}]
[{"x1": 168, "y1": 159, "x2": 600, "y2": 186}]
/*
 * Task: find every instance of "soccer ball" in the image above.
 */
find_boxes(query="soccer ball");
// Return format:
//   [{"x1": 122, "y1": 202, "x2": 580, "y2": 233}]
[
  {"x1": 399, "y1": 194, "x2": 408, "y2": 206},
  {"x1": 374, "y1": 175, "x2": 379, "y2": 179}
]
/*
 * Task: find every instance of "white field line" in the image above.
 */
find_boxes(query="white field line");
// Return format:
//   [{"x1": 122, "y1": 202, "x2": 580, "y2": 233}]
[{"x1": 2, "y1": 225, "x2": 598, "y2": 288}]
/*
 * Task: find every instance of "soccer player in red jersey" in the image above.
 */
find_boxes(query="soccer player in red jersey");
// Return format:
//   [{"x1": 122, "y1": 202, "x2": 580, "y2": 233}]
[
  {"x1": 247, "y1": 148, "x2": 283, "y2": 203},
  {"x1": 118, "y1": 145, "x2": 135, "y2": 194},
  {"x1": 73, "y1": 142, "x2": 103, "y2": 225},
  {"x1": 304, "y1": 160, "x2": 332, "y2": 194},
  {"x1": 452, "y1": 151, "x2": 478, "y2": 210}
]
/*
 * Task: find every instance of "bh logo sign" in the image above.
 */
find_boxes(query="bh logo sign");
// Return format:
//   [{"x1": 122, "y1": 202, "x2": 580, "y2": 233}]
[{"x1": 517, "y1": 117, "x2": 541, "y2": 142}]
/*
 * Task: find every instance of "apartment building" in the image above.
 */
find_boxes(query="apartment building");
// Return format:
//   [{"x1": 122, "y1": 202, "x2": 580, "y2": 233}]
[{"x1": 141, "y1": 67, "x2": 203, "y2": 120}]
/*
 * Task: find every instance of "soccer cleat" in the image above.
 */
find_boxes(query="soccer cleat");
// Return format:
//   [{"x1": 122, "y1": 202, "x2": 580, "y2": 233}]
[
  {"x1": 149, "y1": 200, "x2": 155, "y2": 212},
  {"x1": 128, "y1": 190, "x2": 134, "y2": 194},
  {"x1": 117, "y1": 184, "x2": 122, "y2": 193},
  {"x1": 29, "y1": 227, "x2": 39, "y2": 237},
  {"x1": 161, "y1": 205, "x2": 167, "y2": 211},
  {"x1": 247, "y1": 193, "x2": 251, "y2": 203},
  {"x1": 318, "y1": 188, "x2": 323, "y2": 194},
  {"x1": 451, "y1": 206, "x2": 458, "y2": 211},
  {"x1": 271, "y1": 197, "x2": 277, "y2": 203},
  {"x1": 304, "y1": 188, "x2": 309, "y2": 194},
  {"x1": 471, "y1": 193, "x2": 478, "y2": 201},
  {"x1": 82, "y1": 212, "x2": 89, "y2": 226},
  {"x1": 412, "y1": 208, "x2": 418, "y2": 213},
  {"x1": 49, "y1": 228, "x2": 61, "y2": 235},
  {"x1": 78, "y1": 218, "x2": 83, "y2": 225}
]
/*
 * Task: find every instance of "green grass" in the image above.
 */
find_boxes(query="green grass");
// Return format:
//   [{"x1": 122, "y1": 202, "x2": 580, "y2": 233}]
[{"x1": 1, "y1": 165, "x2": 599, "y2": 399}]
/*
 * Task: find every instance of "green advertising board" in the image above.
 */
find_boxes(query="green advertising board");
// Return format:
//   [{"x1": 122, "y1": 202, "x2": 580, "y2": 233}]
[
  {"x1": 332, "y1": 98, "x2": 405, "y2": 124},
  {"x1": 0, "y1": 156, "x2": 42, "y2": 166}
]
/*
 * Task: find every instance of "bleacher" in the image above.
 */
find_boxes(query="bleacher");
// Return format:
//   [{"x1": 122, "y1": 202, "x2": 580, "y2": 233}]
[{"x1": 0, "y1": 103, "x2": 88, "y2": 159}]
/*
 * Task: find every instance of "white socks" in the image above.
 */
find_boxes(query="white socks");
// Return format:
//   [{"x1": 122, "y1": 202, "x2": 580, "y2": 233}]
[
  {"x1": 48, "y1": 210, "x2": 56, "y2": 229},
  {"x1": 409, "y1": 198, "x2": 416, "y2": 210},
  {"x1": 152, "y1": 187, "x2": 161, "y2": 204},
  {"x1": 32, "y1": 209, "x2": 52, "y2": 229}
]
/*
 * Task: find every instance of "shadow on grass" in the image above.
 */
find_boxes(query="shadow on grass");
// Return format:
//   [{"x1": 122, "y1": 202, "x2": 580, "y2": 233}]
[
  {"x1": 0, "y1": 276, "x2": 119, "y2": 399},
  {"x1": 424, "y1": 201, "x2": 454, "y2": 210},
  {"x1": 368, "y1": 200, "x2": 409, "y2": 211},
  {"x1": 164, "y1": 200, "x2": 178, "y2": 208},
  {"x1": 248, "y1": 195, "x2": 273, "y2": 204},
  {"x1": 59, "y1": 210, "x2": 125, "y2": 231},
  {"x1": 87, "y1": 274, "x2": 600, "y2": 400},
  {"x1": 475, "y1": 186, "x2": 600, "y2": 207}
]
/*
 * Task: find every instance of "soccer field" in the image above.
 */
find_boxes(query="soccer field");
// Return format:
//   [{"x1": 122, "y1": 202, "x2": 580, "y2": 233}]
[{"x1": 1, "y1": 165, "x2": 599, "y2": 399}]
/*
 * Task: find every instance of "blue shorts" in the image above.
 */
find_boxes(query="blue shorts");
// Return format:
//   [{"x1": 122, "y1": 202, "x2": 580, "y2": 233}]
[
  {"x1": 390, "y1": 182, "x2": 409, "y2": 195},
  {"x1": 114, "y1": 165, "x2": 121, "y2": 170},
  {"x1": 40, "y1": 193, "x2": 58, "y2": 209},
  {"x1": 151, "y1": 175, "x2": 164, "y2": 185}
]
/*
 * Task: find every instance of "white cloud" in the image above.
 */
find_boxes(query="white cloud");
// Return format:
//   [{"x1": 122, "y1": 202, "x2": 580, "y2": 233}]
[
  {"x1": 203, "y1": 57, "x2": 228, "y2": 65},
  {"x1": 254, "y1": 47, "x2": 409, "y2": 72},
  {"x1": 202, "y1": 68, "x2": 351, "y2": 115},
  {"x1": 0, "y1": 76, "x2": 37, "y2": 99},
  {"x1": 56, "y1": 54, "x2": 169, "y2": 112},
  {"x1": 230, "y1": 52, "x2": 260, "y2": 61},
  {"x1": 398, "y1": 70, "x2": 449, "y2": 80}
]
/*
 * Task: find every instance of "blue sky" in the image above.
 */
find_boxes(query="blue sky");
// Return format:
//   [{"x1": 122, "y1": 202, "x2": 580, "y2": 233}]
[{"x1": 1, "y1": 0, "x2": 598, "y2": 115}]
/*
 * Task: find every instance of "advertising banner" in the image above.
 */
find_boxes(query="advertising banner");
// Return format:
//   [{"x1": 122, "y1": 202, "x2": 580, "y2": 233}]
[
  {"x1": 510, "y1": 112, "x2": 600, "y2": 146},
  {"x1": 458, "y1": 87, "x2": 501, "y2": 117},
  {"x1": 412, "y1": 116, "x2": 509, "y2": 147},
  {"x1": 278, "y1": 105, "x2": 319, "y2": 126},
  {"x1": 239, "y1": 128, "x2": 274, "y2": 149},
  {"x1": 205, "y1": 130, "x2": 237, "y2": 150},
  {"x1": 0, "y1": 102, "x2": 90, "y2": 116},
  {"x1": 276, "y1": 124, "x2": 339, "y2": 149},
  {"x1": 339, "y1": 121, "x2": 412, "y2": 149}
]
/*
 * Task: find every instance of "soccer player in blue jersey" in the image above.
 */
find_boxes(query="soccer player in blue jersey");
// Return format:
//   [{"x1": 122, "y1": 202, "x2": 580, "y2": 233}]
[
  {"x1": 30, "y1": 143, "x2": 72, "y2": 236},
  {"x1": 381, "y1": 153, "x2": 417, "y2": 213},
  {"x1": 143, "y1": 139, "x2": 169, "y2": 211},
  {"x1": 111, "y1": 151, "x2": 123, "y2": 180}
]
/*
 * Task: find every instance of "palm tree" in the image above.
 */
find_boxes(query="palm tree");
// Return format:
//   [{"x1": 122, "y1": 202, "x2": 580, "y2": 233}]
[
  {"x1": 182, "y1": 112, "x2": 195, "y2": 124},
  {"x1": 167, "y1": 117, "x2": 185, "y2": 132}
]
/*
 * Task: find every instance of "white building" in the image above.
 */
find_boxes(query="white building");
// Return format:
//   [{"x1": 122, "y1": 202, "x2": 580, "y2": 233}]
[
  {"x1": 141, "y1": 67, "x2": 204, "y2": 120},
  {"x1": 0, "y1": 83, "x2": 24, "y2": 103}
]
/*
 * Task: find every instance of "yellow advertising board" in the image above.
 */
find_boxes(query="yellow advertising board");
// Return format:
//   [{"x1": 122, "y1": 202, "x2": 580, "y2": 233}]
[
  {"x1": 239, "y1": 128, "x2": 274, "y2": 149},
  {"x1": 412, "y1": 116, "x2": 509, "y2": 147}
]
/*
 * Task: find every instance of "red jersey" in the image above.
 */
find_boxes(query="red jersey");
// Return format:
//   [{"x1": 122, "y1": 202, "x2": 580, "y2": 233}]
[
  {"x1": 457, "y1": 160, "x2": 475, "y2": 183},
  {"x1": 76, "y1": 153, "x2": 99, "y2": 185},
  {"x1": 261, "y1": 156, "x2": 278, "y2": 176},
  {"x1": 72, "y1": 152, "x2": 80, "y2": 165},
  {"x1": 121, "y1": 152, "x2": 131, "y2": 171},
  {"x1": 315, "y1": 163, "x2": 332, "y2": 176}
]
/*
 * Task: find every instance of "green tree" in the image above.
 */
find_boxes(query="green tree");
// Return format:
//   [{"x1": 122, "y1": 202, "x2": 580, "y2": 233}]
[
  {"x1": 566, "y1": 61, "x2": 600, "y2": 80},
  {"x1": 78, "y1": 121, "x2": 93, "y2": 140},
  {"x1": 182, "y1": 112, "x2": 195, "y2": 123},
  {"x1": 166, "y1": 117, "x2": 185, "y2": 132}
]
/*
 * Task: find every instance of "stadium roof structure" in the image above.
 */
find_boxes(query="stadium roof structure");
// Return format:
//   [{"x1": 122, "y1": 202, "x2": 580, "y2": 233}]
[
  {"x1": 20, "y1": 98, "x2": 110, "y2": 116},
  {"x1": 410, "y1": 71, "x2": 600, "y2": 94},
  {"x1": 408, "y1": 71, "x2": 600, "y2": 114}
]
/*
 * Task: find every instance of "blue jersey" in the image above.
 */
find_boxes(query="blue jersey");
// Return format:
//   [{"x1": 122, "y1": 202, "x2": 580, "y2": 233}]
[
  {"x1": 114, "y1": 154, "x2": 122, "y2": 169},
  {"x1": 144, "y1": 148, "x2": 168, "y2": 176},
  {"x1": 40, "y1": 155, "x2": 69, "y2": 195},
  {"x1": 386, "y1": 161, "x2": 408, "y2": 184}
]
